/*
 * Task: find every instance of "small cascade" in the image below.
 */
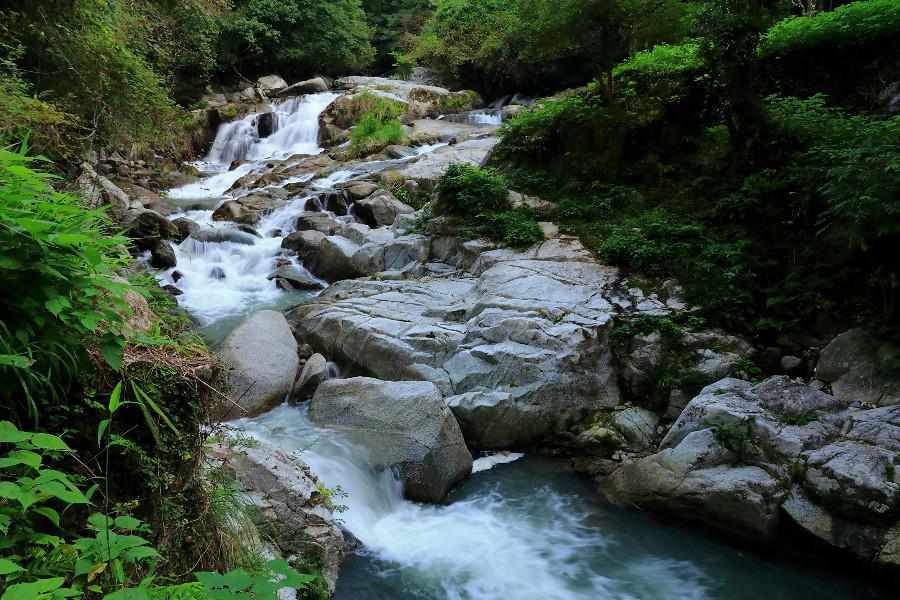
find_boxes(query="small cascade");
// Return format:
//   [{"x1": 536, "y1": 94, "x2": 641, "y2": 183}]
[{"x1": 324, "y1": 361, "x2": 342, "y2": 380}]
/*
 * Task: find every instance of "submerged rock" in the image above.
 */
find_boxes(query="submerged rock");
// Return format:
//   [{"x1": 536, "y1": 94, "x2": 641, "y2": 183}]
[
  {"x1": 308, "y1": 377, "x2": 472, "y2": 502},
  {"x1": 213, "y1": 310, "x2": 299, "y2": 420}
]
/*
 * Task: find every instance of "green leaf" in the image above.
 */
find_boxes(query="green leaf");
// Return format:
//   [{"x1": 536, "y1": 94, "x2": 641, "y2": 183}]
[
  {"x1": 97, "y1": 419, "x2": 110, "y2": 447},
  {"x1": 1, "y1": 577, "x2": 65, "y2": 600},
  {"x1": 9, "y1": 449, "x2": 42, "y2": 470},
  {"x1": 0, "y1": 354, "x2": 33, "y2": 369},
  {"x1": 34, "y1": 506, "x2": 61, "y2": 526},
  {"x1": 0, "y1": 422, "x2": 31, "y2": 444},
  {"x1": 103, "y1": 589, "x2": 150, "y2": 600},
  {"x1": 114, "y1": 515, "x2": 141, "y2": 530},
  {"x1": 0, "y1": 558, "x2": 23, "y2": 575},
  {"x1": 100, "y1": 337, "x2": 124, "y2": 372},
  {"x1": 30, "y1": 433, "x2": 71, "y2": 451},
  {"x1": 108, "y1": 382, "x2": 123, "y2": 414}
]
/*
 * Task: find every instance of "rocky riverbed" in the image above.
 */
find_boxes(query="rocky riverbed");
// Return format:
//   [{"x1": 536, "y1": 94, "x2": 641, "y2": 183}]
[{"x1": 76, "y1": 72, "x2": 899, "y2": 596}]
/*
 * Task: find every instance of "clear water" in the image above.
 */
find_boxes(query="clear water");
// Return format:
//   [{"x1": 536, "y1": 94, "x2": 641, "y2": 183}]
[{"x1": 238, "y1": 406, "x2": 883, "y2": 600}]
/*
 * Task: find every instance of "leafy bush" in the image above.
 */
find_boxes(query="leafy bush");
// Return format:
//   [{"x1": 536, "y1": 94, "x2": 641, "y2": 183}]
[
  {"x1": 0, "y1": 146, "x2": 133, "y2": 421},
  {"x1": 481, "y1": 209, "x2": 545, "y2": 249},
  {"x1": 613, "y1": 42, "x2": 702, "y2": 78},
  {"x1": 761, "y1": 0, "x2": 900, "y2": 56},
  {"x1": 221, "y1": 0, "x2": 375, "y2": 76},
  {"x1": 350, "y1": 114, "x2": 406, "y2": 157},
  {"x1": 434, "y1": 163, "x2": 511, "y2": 217}
]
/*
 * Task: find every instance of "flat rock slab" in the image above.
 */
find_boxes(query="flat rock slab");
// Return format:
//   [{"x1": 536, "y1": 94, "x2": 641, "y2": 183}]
[{"x1": 290, "y1": 240, "x2": 625, "y2": 448}]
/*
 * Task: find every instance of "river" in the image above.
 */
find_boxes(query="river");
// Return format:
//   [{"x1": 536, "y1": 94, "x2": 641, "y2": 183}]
[{"x1": 161, "y1": 90, "x2": 886, "y2": 600}]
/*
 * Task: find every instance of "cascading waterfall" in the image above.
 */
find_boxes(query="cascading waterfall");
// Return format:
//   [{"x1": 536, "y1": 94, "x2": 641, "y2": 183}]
[{"x1": 159, "y1": 89, "x2": 874, "y2": 600}]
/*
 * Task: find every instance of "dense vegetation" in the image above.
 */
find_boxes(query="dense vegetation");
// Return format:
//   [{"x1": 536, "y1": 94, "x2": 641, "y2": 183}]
[
  {"x1": 490, "y1": 0, "x2": 900, "y2": 338},
  {"x1": 2, "y1": 0, "x2": 900, "y2": 595}
]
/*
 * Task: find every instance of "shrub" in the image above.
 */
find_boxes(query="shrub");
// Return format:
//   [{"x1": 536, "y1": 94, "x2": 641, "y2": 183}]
[
  {"x1": 481, "y1": 209, "x2": 545, "y2": 248},
  {"x1": 761, "y1": 0, "x2": 900, "y2": 57},
  {"x1": 613, "y1": 42, "x2": 703, "y2": 78},
  {"x1": 0, "y1": 146, "x2": 133, "y2": 422},
  {"x1": 347, "y1": 92, "x2": 407, "y2": 157},
  {"x1": 434, "y1": 163, "x2": 511, "y2": 217}
]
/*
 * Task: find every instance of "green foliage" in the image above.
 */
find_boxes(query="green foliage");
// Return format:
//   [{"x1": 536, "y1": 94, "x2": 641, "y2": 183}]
[
  {"x1": 411, "y1": 0, "x2": 691, "y2": 94},
  {"x1": 434, "y1": 163, "x2": 511, "y2": 217},
  {"x1": 221, "y1": 0, "x2": 375, "y2": 76},
  {"x1": 391, "y1": 51, "x2": 417, "y2": 80},
  {"x1": 347, "y1": 92, "x2": 407, "y2": 157},
  {"x1": 613, "y1": 42, "x2": 702, "y2": 78},
  {"x1": 762, "y1": 0, "x2": 900, "y2": 57},
  {"x1": 0, "y1": 146, "x2": 133, "y2": 422},
  {"x1": 708, "y1": 416, "x2": 755, "y2": 457},
  {"x1": 480, "y1": 209, "x2": 545, "y2": 249},
  {"x1": 362, "y1": 0, "x2": 430, "y2": 69}
]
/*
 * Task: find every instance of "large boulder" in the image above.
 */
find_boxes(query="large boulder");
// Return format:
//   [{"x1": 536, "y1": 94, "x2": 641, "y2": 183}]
[
  {"x1": 309, "y1": 236, "x2": 362, "y2": 282},
  {"x1": 276, "y1": 77, "x2": 329, "y2": 97},
  {"x1": 290, "y1": 236, "x2": 625, "y2": 448},
  {"x1": 816, "y1": 328, "x2": 900, "y2": 407},
  {"x1": 353, "y1": 192, "x2": 415, "y2": 228},
  {"x1": 602, "y1": 376, "x2": 900, "y2": 566},
  {"x1": 213, "y1": 311, "x2": 299, "y2": 420},
  {"x1": 212, "y1": 194, "x2": 283, "y2": 225},
  {"x1": 308, "y1": 377, "x2": 472, "y2": 502},
  {"x1": 256, "y1": 75, "x2": 288, "y2": 95},
  {"x1": 292, "y1": 353, "x2": 327, "y2": 401},
  {"x1": 282, "y1": 230, "x2": 326, "y2": 263},
  {"x1": 211, "y1": 441, "x2": 344, "y2": 592},
  {"x1": 128, "y1": 209, "x2": 179, "y2": 250}
]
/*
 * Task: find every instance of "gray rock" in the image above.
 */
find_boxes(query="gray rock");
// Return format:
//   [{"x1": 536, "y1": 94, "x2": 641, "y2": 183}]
[
  {"x1": 618, "y1": 332, "x2": 663, "y2": 400},
  {"x1": 149, "y1": 240, "x2": 176, "y2": 269},
  {"x1": 816, "y1": 328, "x2": 900, "y2": 407},
  {"x1": 212, "y1": 442, "x2": 344, "y2": 593},
  {"x1": 290, "y1": 240, "x2": 622, "y2": 448},
  {"x1": 269, "y1": 265, "x2": 322, "y2": 290},
  {"x1": 276, "y1": 77, "x2": 329, "y2": 97},
  {"x1": 171, "y1": 217, "x2": 200, "y2": 241},
  {"x1": 610, "y1": 407, "x2": 659, "y2": 451},
  {"x1": 292, "y1": 353, "x2": 327, "y2": 401},
  {"x1": 354, "y1": 192, "x2": 414, "y2": 228},
  {"x1": 256, "y1": 75, "x2": 288, "y2": 94},
  {"x1": 344, "y1": 182, "x2": 379, "y2": 200},
  {"x1": 213, "y1": 195, "x2": 283, "y2": 225},
  {"x1": 296, "y1": 212, "x2": 342, "y2": 236},
  {"x1": 281, "y1": 230, "x2": 326, "y2": 263},
  {"x1": 309, "y1": 378, "x2": 472, "y2": 502},
  {"x1": 190, "y1": 228, "x2": 258, "y2": 246},
  {"x1": 213, "y1": 311, "x2": 299, "y2": 420},
  {"x1": 602, "y1": 428, "x2": 785, "y2": 544},
  {"x1": 310, "y1": 236, "x2": 362, "y2": 282}
]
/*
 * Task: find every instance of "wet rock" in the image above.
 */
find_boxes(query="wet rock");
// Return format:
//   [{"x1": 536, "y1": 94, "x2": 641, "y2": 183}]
[
  {"x1": 212, "y1": 441, "x2": 344, "y2": 593},
  {"x1": 128, "y1": 209, "x2": 179, "y2": 250},
  {"x1": 281, "y1": 230, "x2": 326, "y2": 263},
  {"x1": 268, "y1": 265, "x2": 323, "y2": 290},
  {"x1": 257, "y1": 112, "x2": 275, "y2": 138},
  {"x1": 309, "y1": 377, "x2": 472, "y2": 502},
  {"x1": 162, "y1": 284, "x2": 183, "y2": 296},
  {"x1": 396, "y1": 137, "x2": 498, "y2": 190},
  {"x1": 276, "y1": 77, "x2": 329, "y2": 97},
  {"x1": 212, "y1": 194, "x2": 283, "y2": 225},
  {"x1": 171, "y1": 217, "x2": 200, "y2": 241},
  {"x1": 213, "y1": 310, "x2": 299, "y2": 420},
  {"x1": 292, "y1": 353, "x2": 327, "y2": 401},
  {"x1": 354, "y1": 192, "x2": 415, "y2": 228},
  {"x1": 149, "y1": 240, "x2": 176, "y2": 269},
  {"x1": 210, "y1": 266, "x2": 227, "y2": 280},
  {"x1": 190, "y1": 228, "x2": 257, "y2": 246}
]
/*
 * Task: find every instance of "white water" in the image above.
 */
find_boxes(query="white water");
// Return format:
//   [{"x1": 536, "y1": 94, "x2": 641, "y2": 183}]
[
  {"x1": 158, "y1": 90, "x2": 878, "y2": 600},
  {"x1": 239, "y1": 407, "x2": 617, "y2": 600}
]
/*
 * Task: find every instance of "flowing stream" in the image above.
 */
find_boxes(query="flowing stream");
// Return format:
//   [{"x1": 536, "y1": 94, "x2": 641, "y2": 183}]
[{"x1": 163, "y1": 92, "x2": 884, "y2": 600}]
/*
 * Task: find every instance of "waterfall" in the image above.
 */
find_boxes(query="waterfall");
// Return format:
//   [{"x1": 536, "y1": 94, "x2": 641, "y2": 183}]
[{"x1": 206, "y1": 94, "x2": 339, "y2": 166}]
